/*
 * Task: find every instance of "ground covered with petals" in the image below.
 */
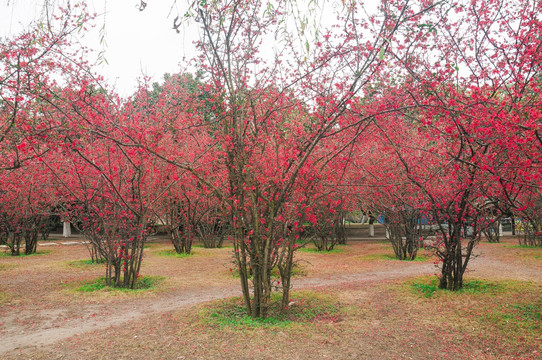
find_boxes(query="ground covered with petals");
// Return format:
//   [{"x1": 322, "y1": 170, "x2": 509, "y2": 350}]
[{"x1": 0, "y1": 236, "x2": 540, "y2": 359}]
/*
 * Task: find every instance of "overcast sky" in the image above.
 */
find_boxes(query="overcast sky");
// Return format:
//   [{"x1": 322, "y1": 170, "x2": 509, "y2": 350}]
[{"x1": 1, "y1": 0, "x2": 199, "y2": 96}]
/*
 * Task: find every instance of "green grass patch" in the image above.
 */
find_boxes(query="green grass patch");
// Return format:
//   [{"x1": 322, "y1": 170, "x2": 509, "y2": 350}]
[
  {"x1": 505, "y1": 244, "x2": 541, "y2": 249},
  {"x1": 396, "y1": 277, "x2": 542, "y2": 351},
  {"x1": 409, "y1": 277, "x2": 512, "y2": 298},
  {"x1": 477, "y1": 299, "x2": 542, "y2": 344},
  {"x1": 485, "y1": 303, "x2": 542, "y2": 331},
  {"x1": 199, "y1": 291, "x2": 341, "y2": 329},
  {"x1": 156, "y1": 249, "x2": 193, "y2": 258},
  {"x1": 298, "y1": 244, "x2": 345, "y2": 253},
  {"x1": 66, "y1": 259, "x2": 105, "y2": 267},
  {"x1": 488, "y1": 302, "x2": 542, "y2": 331},
  {"x1": 359, "y1": 253, "x2": 397, "y2": 261},
  {"x1": 70, "y1": 275, "x2": 164, "y2": 293},
  {"x1": 0, "y1": 290, "x2": 11, "y2": 304},
  {"x1": 0, "y1": 250, "x2": 50, "y2": 257},
  {"x1": 503, "y1": 245, "x2": 542, "y2": 259},
  {"x1": 0, "y1": 263, "x2": 16, "y2": 271},
  {"x1": 360, "y1": 253, "x2": 429, "y2": 261}
]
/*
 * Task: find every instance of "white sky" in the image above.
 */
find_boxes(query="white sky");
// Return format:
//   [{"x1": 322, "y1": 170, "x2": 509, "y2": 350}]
[
  {"x1": 1, "y1": 0, "x2": 384, "y2": 97},
  {"x1": 1, "y1": 0, "x2": 199, "y2": 97}
]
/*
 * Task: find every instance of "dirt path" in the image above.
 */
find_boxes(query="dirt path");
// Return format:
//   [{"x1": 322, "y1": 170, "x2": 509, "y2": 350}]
[
  {"x1": 0, "y1": 285, "x2": 240, "y2": 355},
  {"x1": 0, "y1": 262, "x2": 435, "y2": 355},
  {"x1": 1, "y1": 242, "x2": 539, "y2": 356}
]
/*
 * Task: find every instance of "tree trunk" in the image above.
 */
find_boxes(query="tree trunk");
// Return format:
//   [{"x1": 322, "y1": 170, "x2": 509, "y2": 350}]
[
  {"x1": 438, "y1": 222, "x2": 477, "y2": 291},
  {"x1": 9, "y1": 232, "x2": 21, "y2": 256},
  {"x1": 63, "y1": 222, "x2": 71, "y2": 238},
  {"x1": 279, "y1": 235, "x2": 295, "y2": 312}
]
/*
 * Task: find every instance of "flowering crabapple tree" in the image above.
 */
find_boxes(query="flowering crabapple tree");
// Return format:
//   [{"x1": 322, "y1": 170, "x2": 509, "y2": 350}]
[
  {"x1": 35, "y1": 75, "x2": 178, "y2": 287},
  {"x1": 0, "y1": 4, "x2": 96, "y2": 254},
  {"x1": 136, "y1": 0, "x2": 442, "y2": 318},
  {"x1": 139, "y1": 74, "x2": 227, "y2": 253},
  {"x1": 348, "y1": 125, "x2": 429, "y2": 260},
  {"x1": 372, "y1": 0, "x2": 542, "y2": 289},
  {"x1": 297, "y1": 176, "x2": 350, "y2": 252},
  {"x1": 50, "y1": 122, "x2": 169, "y2": 287},
  {"x1": 306, "y1": 199, "x2": 347, "y2": 252},
  {"x1": 158, "y1": 175, "x2": 229, "y2": 252},
  {"x1": 372, "y1": 100, "x2": 493, "y2": 290},
  {"x1": 0, "y1": 160, "x2": 55, "y2": 255},
  {"x1": 478, "y1": 207, "x2": 503, "y2": 243},
  {"x1": 513, "y1": 189, "x2": 542, "y2": 247},
  {"x1": 0, "y1": 4, "x2": 94, "y2": 171},
  {"x1": 366, "y1": 192, "x2": 427, "y2": 261},
  {"x1": 160, "y1": 179, "x2": 224, "y2": 254},
  {"x1": 194, "y1": 202, "x2": 228, "y2": 249},
  {"x1": 298, "y1": 133, "x2": 359, "y2": 251}
]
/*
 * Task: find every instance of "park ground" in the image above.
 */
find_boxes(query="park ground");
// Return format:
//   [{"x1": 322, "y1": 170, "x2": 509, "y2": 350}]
[{"x1": 0, "y1": 236, "x2": 540, "y2": 359}]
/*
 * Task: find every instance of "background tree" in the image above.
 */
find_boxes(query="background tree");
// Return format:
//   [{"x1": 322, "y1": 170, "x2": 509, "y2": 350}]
[{"x1": 0, "y1": 161, "x2": 53, "y2": 255}]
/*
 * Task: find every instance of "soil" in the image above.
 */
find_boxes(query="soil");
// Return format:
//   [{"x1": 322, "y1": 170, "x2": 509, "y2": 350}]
[{"x1": 0, "y1": 236, "x2": 540, "y2": 359}]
